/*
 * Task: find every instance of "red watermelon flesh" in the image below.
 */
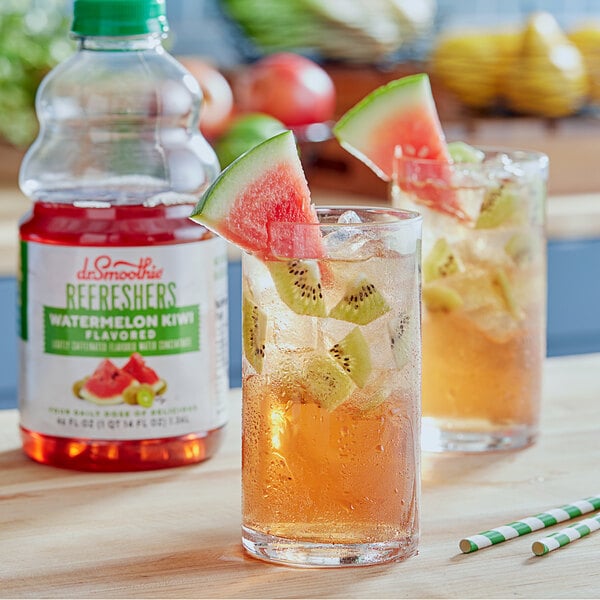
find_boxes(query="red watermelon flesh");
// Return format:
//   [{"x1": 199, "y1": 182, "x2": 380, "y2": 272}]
[
  {"x1": 393, "y1": 146, "x2": 470, "y2": 222},
  {"x1": 225, "y1": 163, "x2": 322, "y2": 259},
  {"x1": 122, "y1": 353, "x2": 161, "y2": 387},
  {"x1": 190, "y1": 131, "x2": 323, "y2": 260},
  {"x1": 333, "y1": 74, "x2": 469, "y2": 221},
  {"x1": 80, "y1": 359, "x2": 136, "y2": 405},
  {"x1": 368, "y1": 105, "x2": 450, "y2": 179}
]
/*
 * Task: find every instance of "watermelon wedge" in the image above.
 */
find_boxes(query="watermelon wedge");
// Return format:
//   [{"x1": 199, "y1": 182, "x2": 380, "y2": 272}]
[
  {"x1": 190, "y1": 130, "x2": 323, "y2": 259},
  {"x1": 79, "y1": 359, "x2": 136, "y2": 406},
  {"x1": 122, "y1": 353, "x2": 165, "y2": 393},
  {"x1": 333, "y1": 73, "x2": 468, "y2": 221}
]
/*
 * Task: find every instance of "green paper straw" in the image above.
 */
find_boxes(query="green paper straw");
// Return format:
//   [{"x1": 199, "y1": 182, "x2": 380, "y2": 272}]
[
  {"x1": 532, "y1": 513, "x2": 600, "y2": 556},
  {"x1": 459, "y1": 494, "x2": 600, "y2": 553}
]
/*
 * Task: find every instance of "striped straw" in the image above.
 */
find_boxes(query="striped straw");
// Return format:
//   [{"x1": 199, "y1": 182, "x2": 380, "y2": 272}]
[
  {"x1": 459, "y1": 494, "x2": 600, "y2": 553},
  {"x1": 532, "y1": 513, "x2": 600, "y2": 556}
]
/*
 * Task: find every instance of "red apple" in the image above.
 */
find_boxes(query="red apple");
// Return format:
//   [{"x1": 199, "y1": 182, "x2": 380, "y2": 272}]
[
  {"x1": 235, "y1": 53, "x2": 336, "y2": 127},
  {"x1": 178, "y1": 56, "x2": 235, "y2": 140}
]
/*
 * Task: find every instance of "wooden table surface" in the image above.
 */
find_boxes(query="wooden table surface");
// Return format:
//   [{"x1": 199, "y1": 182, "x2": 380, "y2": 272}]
[{"x1": 1, "y1": 352, "x2": 600, "y2": 599}]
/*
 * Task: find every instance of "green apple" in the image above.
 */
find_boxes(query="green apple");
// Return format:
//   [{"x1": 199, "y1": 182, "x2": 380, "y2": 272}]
[{"x1": 215, "y1": 113, "x2": 287, "y2": 169}]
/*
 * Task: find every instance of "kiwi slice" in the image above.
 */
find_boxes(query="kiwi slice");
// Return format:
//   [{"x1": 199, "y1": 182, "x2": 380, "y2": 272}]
[
  {"x1": 305, "y1": 354, "x2": 354, "y2": 411},
  {"x1": 72, "y1": 377, "x2": 88, "y2": 399},
  {"x1": 123, "y1": 385, "x2": 139, "y2": 405},
  {"x1": 423, "y1": 238, "x2": 463, "y2": 283},
  {"x1": 476, "y1": 186, "x2": 519, "y2": 229},
  {"x1": 423, "y1": 283, "x2": 464, "y2": 312},
  {"x1": 136, "y1": 384, "x2": 156, "y2": 408},
  {"x1": 242, "y1": 296, "x2": 267, "y2": 373},
  {"x1": 492, "y1": 268, "x2": 524, "y2": 320},
  {"x1": 505, "y1": 232, "x2": 534, "y2": 264},
  {"x1": 329, "y1": 326, "x2": 372, "y2": 388},
  {"x1": 388, "y1": 313, "x2": 413, "y2": 369},
  {"x1": 268, "y1": 259, "x2": 327, "y2": 317},
  {"x1": 447, "y1": 141, "x2": 485, "y2": 163},
  {"x1": 329, "y1": 275, "x2": 390, "y2": 325}
]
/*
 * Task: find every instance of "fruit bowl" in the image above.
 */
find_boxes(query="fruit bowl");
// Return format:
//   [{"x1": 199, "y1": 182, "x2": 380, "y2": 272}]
[{"x1": 218, "y1": 0, "x2": 436, "y2": 64}]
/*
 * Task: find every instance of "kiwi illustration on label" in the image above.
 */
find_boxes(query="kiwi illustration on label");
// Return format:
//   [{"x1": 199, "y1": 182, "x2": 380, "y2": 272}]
[
  {"x1": 268, "y1": 259, "x2": 327, "y2": 317},
  {"x1": 304, "y1": 354, "x2": 354, "y2": 411},
  {"x1": 476, "y1": 185, "x2": 520, "y2": 229},
  {"x1": 72, "y1": 377, "x2": 88, "y2": 399},
  {"x1": 329, "y1": 326, "x2": 372, "y2": 388},
  {"x1": 329, "y1": 275, "x2": 390, "y2": 325},
  {"x1": 423, "y1": 238, "x2": 463, "y2": 283},
  {"x1": 423, "y1": 283, "x2": 464, "y2": 312},
  {"x1": 388, "y1": 313, "x2": 413, "y2": 369},
  {"x1": 242, "y1": 296, "x2": 267, "y2": 373}
]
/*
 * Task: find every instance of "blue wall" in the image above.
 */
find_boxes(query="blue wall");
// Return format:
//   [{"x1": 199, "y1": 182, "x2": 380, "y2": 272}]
[{"x1": 547, "y1": 238, "x2": 600, "y2": 356}]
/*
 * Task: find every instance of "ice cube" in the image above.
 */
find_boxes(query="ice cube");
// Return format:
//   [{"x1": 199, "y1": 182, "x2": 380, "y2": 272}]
[
  {"x1": 323, "y1": 213, "x2": 377, "y2": 260},
  {"x1": 325, "y1": 232, "x2": 381, "y2": 260},
  {"x1": 337, "y1": 209, "x2": 362, "y2": 224}
]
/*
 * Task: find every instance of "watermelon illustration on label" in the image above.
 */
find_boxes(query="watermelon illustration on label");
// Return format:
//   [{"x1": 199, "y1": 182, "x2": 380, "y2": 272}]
[
  {"x1": 74, "y1": 353, "x2": 168, "y2": 408},
  {"x1": 77, "y1": 359, "x2": 136, "y2": 406},
  {"x1": 122, "y1": 353, "x2": 167, "y2": 395}
]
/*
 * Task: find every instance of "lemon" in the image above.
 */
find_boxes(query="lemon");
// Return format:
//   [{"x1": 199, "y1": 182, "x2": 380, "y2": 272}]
[
  {"x1": 569, "y1": 24, "x2": 600, "y2": 103},
  {"x1": 505, "y1": 12, "x2": 589, "y2": 117}
]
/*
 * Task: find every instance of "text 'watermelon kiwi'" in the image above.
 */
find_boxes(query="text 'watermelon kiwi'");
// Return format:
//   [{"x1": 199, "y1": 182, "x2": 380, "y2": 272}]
[
  {"x1": 333, "y1": 73, "x2": 469, "y2": 221},
  {"x1": 190, "y1": 130, "x2": 323, "y2": 260}
]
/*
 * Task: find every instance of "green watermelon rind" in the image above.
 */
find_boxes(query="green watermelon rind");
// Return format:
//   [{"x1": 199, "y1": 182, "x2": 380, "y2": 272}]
[
  {"x1": 190, "y1": 130, "x2": 313, "y2": 256},
  {"x1": 332, "y1": 73, "x2": 446, "y2": 180}
]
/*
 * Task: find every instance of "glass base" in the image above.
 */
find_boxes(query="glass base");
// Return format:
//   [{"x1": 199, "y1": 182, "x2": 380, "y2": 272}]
[
  {"x1": 242, "y1": 526, "x2": 418, "y2": 567},
  {"x1": 422, "y1": 418, "x2": 537, "y2": 453}
]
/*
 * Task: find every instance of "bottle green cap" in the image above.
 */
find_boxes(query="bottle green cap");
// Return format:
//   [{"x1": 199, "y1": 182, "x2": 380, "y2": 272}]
[{"x1": 71, "y1": 0, "x2": 169, "y2": 37}]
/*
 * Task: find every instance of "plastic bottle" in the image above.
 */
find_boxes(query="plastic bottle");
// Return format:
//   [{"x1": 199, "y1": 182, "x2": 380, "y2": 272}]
[{"x1": 18, "y1": 0, "x2": 229, "y2": 471}]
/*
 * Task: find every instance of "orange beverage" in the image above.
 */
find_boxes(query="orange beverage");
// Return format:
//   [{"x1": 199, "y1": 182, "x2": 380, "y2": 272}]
[
  {"x1": 241, "y1": 207, "x2": 422, "y2": 566},
  {"x1": 392, "y1": 148, "x2": 548, "y2": 452}
]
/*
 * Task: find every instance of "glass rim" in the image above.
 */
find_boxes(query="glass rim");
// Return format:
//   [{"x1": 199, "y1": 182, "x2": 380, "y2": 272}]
[
  {"x1": 393, "y1": 145, "x2": 549, "y2": 169},
  {"x1": 273, "y1": 205, "x2": 423, "y2": 228}
]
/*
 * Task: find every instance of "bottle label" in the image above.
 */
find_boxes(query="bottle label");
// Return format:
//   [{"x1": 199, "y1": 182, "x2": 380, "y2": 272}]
[{"x1": 19, "y1": 238, "x2": 229, "y2": 440}]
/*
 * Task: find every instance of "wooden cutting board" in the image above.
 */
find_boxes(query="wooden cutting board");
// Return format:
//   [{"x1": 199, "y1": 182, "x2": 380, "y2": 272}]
[{"x1": 1, "y1": 353, "x2": 600, "y2": 598}]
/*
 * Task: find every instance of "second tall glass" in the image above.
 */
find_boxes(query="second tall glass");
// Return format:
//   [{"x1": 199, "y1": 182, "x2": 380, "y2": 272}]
[{"x1": 392, "y1": 148, "x2": 548, "y2": 453}]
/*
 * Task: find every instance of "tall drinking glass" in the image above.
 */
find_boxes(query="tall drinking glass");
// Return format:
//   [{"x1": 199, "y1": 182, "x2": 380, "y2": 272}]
[
  {"x1": 241, "y1": 207, "x2": 422, "y2": 567},
  {"x1": 392, "y1": 148, "x2": 548, "y2": 452}
]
